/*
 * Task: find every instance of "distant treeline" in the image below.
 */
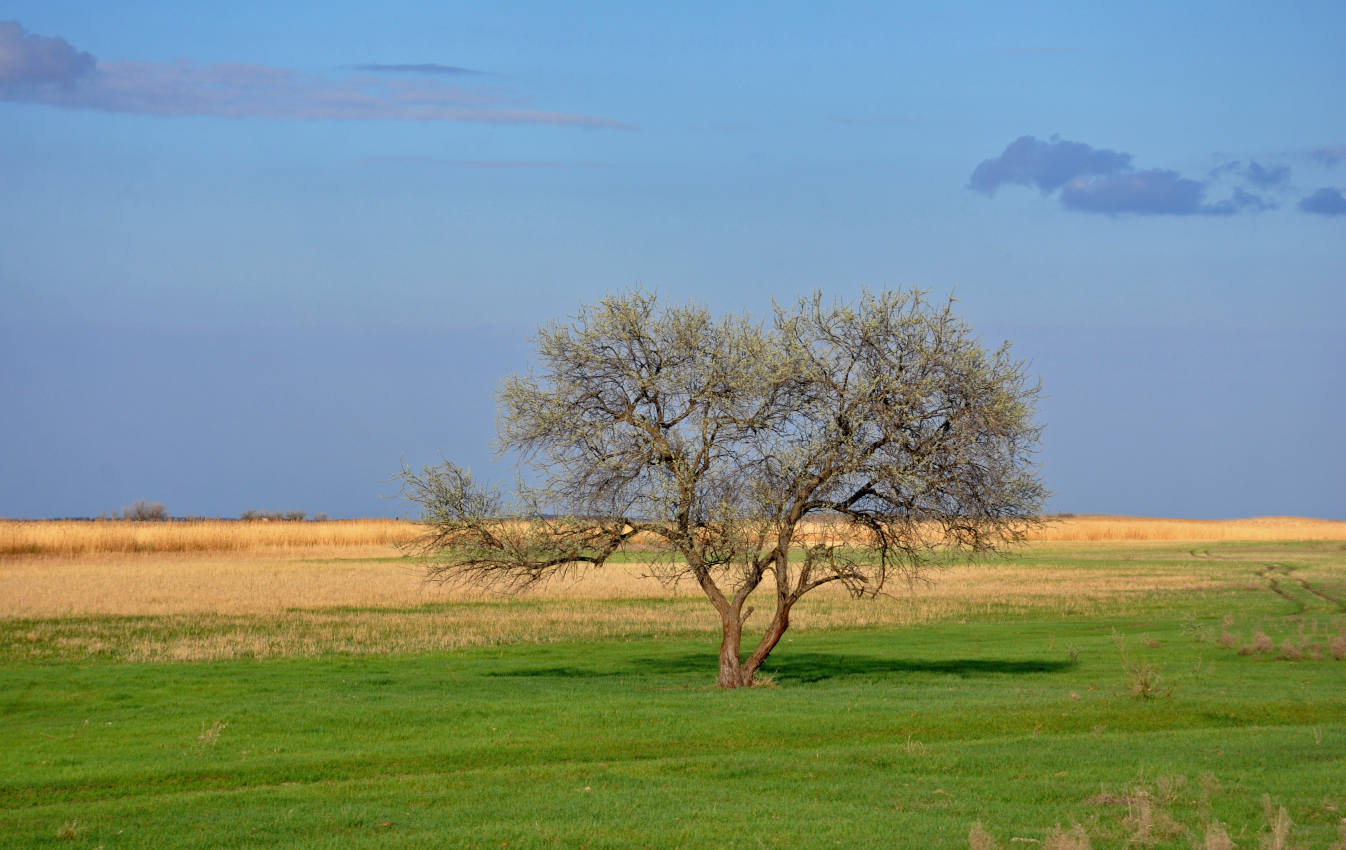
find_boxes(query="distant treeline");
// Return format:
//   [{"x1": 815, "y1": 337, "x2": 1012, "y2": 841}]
[{"x1": 36, "y1": 502, "x2": 337, "y2": 522}]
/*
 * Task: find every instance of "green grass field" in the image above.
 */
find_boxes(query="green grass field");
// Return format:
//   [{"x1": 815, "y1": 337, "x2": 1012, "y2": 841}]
[{"x1": 2, "y1": 541, "x2": 1344, "y2": 848}]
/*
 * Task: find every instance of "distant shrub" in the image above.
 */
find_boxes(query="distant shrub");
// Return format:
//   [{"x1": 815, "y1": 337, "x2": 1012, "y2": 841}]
[
  {"x1": 240, "y1": 509, "x2": 309, "y2": 522},
  {"x1": 121, "y1": 500, "x2": 169, "y2": 522}
]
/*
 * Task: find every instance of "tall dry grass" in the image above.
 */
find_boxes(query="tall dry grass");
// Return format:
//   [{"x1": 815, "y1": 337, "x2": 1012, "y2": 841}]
[
  {"x1": 0, "y1": 519, "x2": 416, "y2": 556},
  {"x1": 4, "y1": 514, "x2": 1343, "y2": 558},
  {"x1": 1025, "y1": 514, "x2": 1346, "y2": 542}
]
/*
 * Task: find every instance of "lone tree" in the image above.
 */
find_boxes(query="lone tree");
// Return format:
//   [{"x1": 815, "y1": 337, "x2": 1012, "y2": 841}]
[{"x1": 400, "y1": 290, "x2": 1045, "y2": 688}]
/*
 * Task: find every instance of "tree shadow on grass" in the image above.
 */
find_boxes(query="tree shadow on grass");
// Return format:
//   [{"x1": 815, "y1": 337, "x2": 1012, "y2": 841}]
[{"x1": 490, "y1": 652, "x2": 1073, "y2": 684}]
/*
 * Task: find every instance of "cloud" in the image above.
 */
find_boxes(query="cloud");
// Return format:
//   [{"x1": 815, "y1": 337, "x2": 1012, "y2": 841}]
[
  {"x1": 1310, "y1": 145, "x2": 1346, "y2": 168},
  {"x1": 0, "y1": 21, "x2": 621, "y2": 127},
  {"x1": 971, "y1": 135, "x2": 1294, "y2": 217},
  {"x1": 347, "y1": 63, "x2": 480, "y2": 76},
  {"x1": 968, "y1": 135, "x2": 1132, "y2": 195},
  {"x1": 1225, "y1": 187, "x2": 1275, "y2": 213},
  {"x1": 1298, "y1": 187, "x2": 1346, "y2": 216},
  {"x1": 0, "y1": 20, "x2": 94, "y2": 89},
  {"x1": 1244, "y1": 160, "x2": 1290, "y2": 189},
  {"x1": 1059, "y1": 169, "x2": 1233, "y2": 215}
]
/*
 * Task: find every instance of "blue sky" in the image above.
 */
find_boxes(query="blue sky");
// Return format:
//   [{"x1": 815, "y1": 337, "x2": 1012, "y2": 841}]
[{"x1": 2, "y1": 1, "x2": 1343, "y2": 519}]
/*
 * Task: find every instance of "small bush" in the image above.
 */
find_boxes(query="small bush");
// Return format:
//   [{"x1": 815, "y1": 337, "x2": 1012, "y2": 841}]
[{"x1": 121, "y1": 500, "x2": 168, "y2": 521}]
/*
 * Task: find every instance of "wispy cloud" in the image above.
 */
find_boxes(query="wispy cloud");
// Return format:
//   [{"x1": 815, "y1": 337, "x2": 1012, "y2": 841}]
[
  {"x1": 993, "y1": 47, "x2": 1083, "y2": 56},
  {"x1": 1298, "y1": 187, "x2": 1346, "y2": 216},
  {"x1": 971, "y1": 135, "x2": 1286, "y2": 216},
  {"x1": 360, "y1": 155, "x2": 606, "y2": 169},
  {"x1": 346, "y1": 63, "x2": 481, "y2": 76},
  {"x1": 0, "y1": 21, "x2": 621, "y2": 127},
  {"x1": 829, "y1": 114, "x2": 918, "y2": 127}
]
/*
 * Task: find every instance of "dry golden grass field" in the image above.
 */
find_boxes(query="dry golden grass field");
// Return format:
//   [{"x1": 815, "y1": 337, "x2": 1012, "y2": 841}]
[
  {"x1": 4, "y1": 514, "x2": 1344, "y2": 557},
  {"x1": 2, "y1": 515, "x2": 1343, "y2": 664}
]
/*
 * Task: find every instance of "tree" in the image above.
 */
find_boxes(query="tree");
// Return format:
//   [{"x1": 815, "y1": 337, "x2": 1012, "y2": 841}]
[{"x1": 400, "y1": 290, "x2": 1045, "y2": 688}]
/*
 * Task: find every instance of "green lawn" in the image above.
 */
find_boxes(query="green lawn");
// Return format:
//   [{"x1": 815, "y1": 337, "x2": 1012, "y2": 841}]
[{"x1": 2, "y1": 543, "x2": 1344, "y2": 848}]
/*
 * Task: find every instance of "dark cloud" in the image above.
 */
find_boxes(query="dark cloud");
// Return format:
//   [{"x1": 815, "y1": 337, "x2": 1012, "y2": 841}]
[
  {"x1": 969, "y1": 135, "x2": 1131, "y2": 195},
  {"x1": 0, "y1": 20, "x2": 94, "y2": 89},
  {"x1": 0, "y1": 21, "x2": 621, "y2": 127},
  {"x1": 347, "y1": 63, "x2": 480, "y2": 76},
  {"x1": 1244, "y1": 160, "x2": 1290, "y2": 189},
  {"x1": 1298, "y1": 187, "x2": 1346, "y2": 216}
]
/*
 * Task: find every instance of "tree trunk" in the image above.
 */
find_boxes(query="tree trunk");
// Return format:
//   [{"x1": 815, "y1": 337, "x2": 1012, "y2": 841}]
[
  {"x1": 741, "y1": 603, "x2": 791, "y2": 684},
  {"x1": 717, "y1": 612, "x2": 746, "y2": 688}
]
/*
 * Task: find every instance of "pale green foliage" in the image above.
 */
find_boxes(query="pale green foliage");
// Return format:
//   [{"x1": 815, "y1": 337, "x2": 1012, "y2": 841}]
[{"x1": 401, "y1": 289, "x2": 1045, "y2": 685}]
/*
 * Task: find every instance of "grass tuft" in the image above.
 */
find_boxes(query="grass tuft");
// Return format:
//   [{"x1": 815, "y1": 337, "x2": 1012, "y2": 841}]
[{"x1": 56, "y1": 819, "x2": 83, "y2": 840}]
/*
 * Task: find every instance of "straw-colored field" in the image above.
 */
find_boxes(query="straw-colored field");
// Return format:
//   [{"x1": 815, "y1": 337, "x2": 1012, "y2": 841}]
[
  {"x1": 0, "y1": 518, "x2": 412, "y2": 556},
  {"x1": 3, "y1": 516, "x2": 1343, "y2": 663},
  {"x1": 3, "y1": 513, "x2": 1344, "y2": 558}
]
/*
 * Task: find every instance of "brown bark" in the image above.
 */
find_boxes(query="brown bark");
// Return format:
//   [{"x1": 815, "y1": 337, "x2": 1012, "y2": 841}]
[
  {"x1": 717, "y1": 611, "x2": 746, "y2": 687},
  {"x1": 741, "y1": 603, "x2": 791, "y2": 684}
]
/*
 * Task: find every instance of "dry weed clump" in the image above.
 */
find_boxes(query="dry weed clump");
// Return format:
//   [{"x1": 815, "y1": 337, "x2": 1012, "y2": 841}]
[
  {"x1": 1202, "y1": 821, "x2": 1235, "y2": 850},
  {"x1": 1113, "y1": 632, "x2": 1172, "y2": 700},
  {"x1": 1042, "y1": 823, "x2": 1092, "y2": 850},
  {"x1": 55, "y1": 819, "x2": 84, "y2": 841},
  {"x1": 1261, "y1": 795, "x2": 1293, "y2": 850},
  {"x1": 967, "y1": 822, "x2": 1000, "y2": 850},
  {"x1": 1242, "y1": 631, "x2": 1277, "y2": 655}
]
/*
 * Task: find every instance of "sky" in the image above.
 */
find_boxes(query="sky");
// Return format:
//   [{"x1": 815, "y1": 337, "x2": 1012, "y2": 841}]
[{"x1": 2, "y1": 1, "x2": 1343, "y2": 520}]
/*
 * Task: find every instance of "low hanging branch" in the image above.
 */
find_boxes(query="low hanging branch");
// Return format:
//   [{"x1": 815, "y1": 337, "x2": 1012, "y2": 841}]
[{"x1": 399, "y1": 289, "x2": 1046, "y2": 687}]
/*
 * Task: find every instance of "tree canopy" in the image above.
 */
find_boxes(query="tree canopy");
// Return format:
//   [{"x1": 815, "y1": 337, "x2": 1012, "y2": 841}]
[{"x1": 400, "y1": 289, "x2": 1046, "y2": 687}]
